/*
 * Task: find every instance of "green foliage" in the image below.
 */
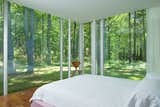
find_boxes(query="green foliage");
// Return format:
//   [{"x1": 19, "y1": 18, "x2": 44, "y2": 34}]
[{"x1": 0, "y1": 2, "x2": 146, "y2": 66}]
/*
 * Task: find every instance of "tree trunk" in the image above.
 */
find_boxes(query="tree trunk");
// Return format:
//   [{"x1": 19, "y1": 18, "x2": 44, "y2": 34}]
[
  {"x1": 24, "y1": 7, "x2": 29, "y2": 69},
  {"x1": 28, "y1": 9, "x2": 34, "y2": 72},
  {"x1": 96, "y1": 22, "x2": 100, "y2": 74},
  {"x1": 107, "y1": 21, "x2": 111, "y2": 61},
  {"x1": 24, "y1": 8, "x2": 34, "y2": 73},
  {"x1": 47, "y1": 14, "x2": 51, "y2": 65},
  {"x1": 128, "y1": 12, "x2": 132, "y2": 63},
  {"x1": 118, "y1": 34, "x2": 121, "y2": 60},
  {"x1": 133, "y1": 12, "x2": 137, "y2": 61},
  {"x1": 73, "y1": 22, "x2": 77, "y2": 59},
  {"x1": 142, "y1": 10, "x2": 146, "y2": 61},
  {"x1": 8, "y1": 2, "x2": 15, "y2": 74},
  {"x1": 14, "y1": 10, "x2": 18, "y2": 48},
  {"x1": 136, "y1": 46, "x2": 139, "y2": 60},
  {"x1": 139, "y1": 28, "x2": 143, "y2": 60},
  {"x1": 40, "y1": 14, "x2": 44, "y2": 64},
  {"x1": 88, "y1": 22, "x2": 91, "y2": 56},
  {"x1": 104, "y1": 20, "x2": 108, "y2": 63},
  {"x1": 123, "y1": 48, "x2": 125, "y2": 60}
]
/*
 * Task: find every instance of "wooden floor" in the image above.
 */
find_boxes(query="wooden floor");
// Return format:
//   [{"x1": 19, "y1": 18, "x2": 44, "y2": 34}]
[{"x1": 0, "y1": 88, "x2": 37, "y2": 107}]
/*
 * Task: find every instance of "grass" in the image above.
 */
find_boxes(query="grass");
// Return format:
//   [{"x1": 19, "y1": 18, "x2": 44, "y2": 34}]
[
  {"x1": 0, "y1": 61, "x2": 146, "y2": 95},
  {"x1": 104, "y1": 61, "x2": 146, "y2": 80}
]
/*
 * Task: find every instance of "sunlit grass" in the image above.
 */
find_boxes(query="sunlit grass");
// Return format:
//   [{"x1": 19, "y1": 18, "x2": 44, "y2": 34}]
[{"x1": 0, "y1": 61, "x2": 146, "y2": 95}]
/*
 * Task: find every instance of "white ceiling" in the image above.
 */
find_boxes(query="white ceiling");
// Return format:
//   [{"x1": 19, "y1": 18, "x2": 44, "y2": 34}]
[{"x1": 9, "y1": 0, "x2": 160, "y2": 23}]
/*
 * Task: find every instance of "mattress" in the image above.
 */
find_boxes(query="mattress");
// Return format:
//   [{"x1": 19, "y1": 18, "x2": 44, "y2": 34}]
[{"x1": 30, "y1": 74, "x2": 140, "y2": 107}]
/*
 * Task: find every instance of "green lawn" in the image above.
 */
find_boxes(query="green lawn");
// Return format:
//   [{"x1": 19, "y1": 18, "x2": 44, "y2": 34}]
[
  {"x1": 0, "y1": 61, "x2": 146, "y2": 95},
  {"x1": 104, "y1": 61, "x2": 146, "y2": 80}
]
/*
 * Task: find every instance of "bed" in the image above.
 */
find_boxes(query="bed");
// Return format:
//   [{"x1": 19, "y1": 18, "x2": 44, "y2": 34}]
[{"x1": 30, "y1": 74, "x2": 160, "y2": 107}]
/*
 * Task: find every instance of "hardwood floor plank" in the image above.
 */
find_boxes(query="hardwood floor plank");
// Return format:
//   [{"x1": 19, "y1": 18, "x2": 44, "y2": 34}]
[{"x1": 0, "y1": 88, "x2": 37, "y2": 107}]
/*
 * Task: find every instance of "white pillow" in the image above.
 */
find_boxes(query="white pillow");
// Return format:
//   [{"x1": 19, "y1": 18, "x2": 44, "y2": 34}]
[{"x1": 125, "y1": 75, "x2": 160, "y2": 107}]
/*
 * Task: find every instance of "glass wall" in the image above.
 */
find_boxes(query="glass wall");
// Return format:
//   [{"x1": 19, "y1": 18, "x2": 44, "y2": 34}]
[
  {"x1": 0, "y1": 1, "x2": 147, "y2": 96},
  {"x1": 103, "y1": 11, "x2": 146, "y2": 80},
  {"x1": 0, "y1": 1, "x2": 76, "y2": 94},
  {"x1": 7, "y1": 3, "x2": 67, "y2": 94},
  {"x1": 81, "y1": 11, "x2": 146, "y2": 79}
]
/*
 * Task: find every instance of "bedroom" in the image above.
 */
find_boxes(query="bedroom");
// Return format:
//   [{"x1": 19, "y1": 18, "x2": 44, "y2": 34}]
[{"x1": 0, "y1": 0, "x2": 160, "y2": 106}]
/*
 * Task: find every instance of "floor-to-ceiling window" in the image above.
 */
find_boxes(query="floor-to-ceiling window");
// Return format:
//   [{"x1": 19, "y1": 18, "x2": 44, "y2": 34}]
[
  {"x1": 0, "y1": 1, "x2": 148, "y2": 96},
  {"x1": 103, "y1": 10, "x2": 146, "y2": 80},
  {"x1": 6, "y1": 2, "x2": 69, "y2": 95}
]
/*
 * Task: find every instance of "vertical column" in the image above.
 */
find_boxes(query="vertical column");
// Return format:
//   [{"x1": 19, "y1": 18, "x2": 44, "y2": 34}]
[
  {"x1": 3, "y1": 0, "x2": 8, "y2": 95},
  {"x1": 100, "y1": 19, "x2": 105, "y2": 75},
  {"x1": 68, "y1": 19, "x2": 71, "y2": 78},
  {"x1": 79, "y1": 23, "x2": 84, "y2": 73},
  {"x1": 147, "y1": 7, "x2": 160, "y2": 73},
  {"x1": 91, "y1": 20, "x2": 97, "y2": 75},
  {"x1": 60, "y1": 18, "x2": 63, "y2": 80}
]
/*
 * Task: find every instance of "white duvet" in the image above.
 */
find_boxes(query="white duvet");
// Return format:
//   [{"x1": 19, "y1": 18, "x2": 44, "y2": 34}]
[{"x1": 31, "y1": 75, "x2": 140, "y2": 107}]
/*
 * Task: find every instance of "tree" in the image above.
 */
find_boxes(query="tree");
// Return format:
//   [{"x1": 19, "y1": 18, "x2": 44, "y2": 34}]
[
  {"x1": 29, "y1": 9, "x2": 34, "y2": 72},
  {"x1": 41, "y1": 13, "x2": 45, "y2": 64},
  {"x1": 142, "y1": 10, "x2": 146, "y2": 61},
  {"x1": 128, "y1": 12, "x2": 132, "y2": 63},
  {"x1": 104, "y1": 19, "x2": 108, "y2": 62},
  {"x1": 47, "y1": 14, "x2": 51, "y2": 65},
  {"x1": 133, "y1": 12, "x2": 137, "y2": 61},
  {"x1": 106, "y1": 18, "x2": 111, "y2": 61},
  {"x1": 8, "y1": 2, "x2": 15, "y2": 74},
  {"x1": 139, "y1": 23, "x2": 143, "y2": 60},
  {"x1": 24, "y1": 7, "x2": 34, "y2": 73},
  {"x1": 72, "y1": 22, "x2": 77, "y2": 59}
]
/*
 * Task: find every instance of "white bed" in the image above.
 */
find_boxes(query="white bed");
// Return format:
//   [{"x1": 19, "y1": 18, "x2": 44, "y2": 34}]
[{"x1": 30, "y1": 74, "x2": 140, "y2": 107}]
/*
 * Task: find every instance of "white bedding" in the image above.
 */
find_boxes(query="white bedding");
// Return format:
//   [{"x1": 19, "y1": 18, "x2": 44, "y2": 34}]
[
  {"x1": 126, "y1": 74, "x2": 160, "y2": 107},
  {"x1": 31, "y1": 75, "x2": 139, "y2": 107},
  {"x1": 126, "y1": 91, "x2": 160, "y2": 107}
]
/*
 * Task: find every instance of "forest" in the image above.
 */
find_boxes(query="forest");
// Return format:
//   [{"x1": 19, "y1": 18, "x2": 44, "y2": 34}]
[{"x1": 0, "y1": 1, "x2": 146, "y2": 94}]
